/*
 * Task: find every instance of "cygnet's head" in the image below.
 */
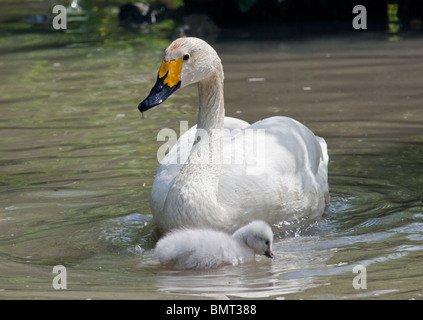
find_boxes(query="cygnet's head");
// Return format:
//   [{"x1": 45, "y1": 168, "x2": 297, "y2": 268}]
[
  {"x1": 138, "y1": 37, "x2": 222, "y2": 113},
  {"x1": 232, "y1": 220, "x2": 275, "y2": 260}
]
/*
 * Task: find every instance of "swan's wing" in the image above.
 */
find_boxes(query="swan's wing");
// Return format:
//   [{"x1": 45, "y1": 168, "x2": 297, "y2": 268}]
[
  {"x1": 222, "y1": 116, "x2": 250, "y2": 131},
  {"x1": 315, "y1": 136, "x2": 329, "y2": 206},
  {"x1": 218, "y1": 116, "x2": 329, "y2": 225},
  {"x1": 150, "y1": 117, "x2": 250, "y2": 216},
  {"x1": 248, "y1": 116, "x2": 323, "y2": 174}
]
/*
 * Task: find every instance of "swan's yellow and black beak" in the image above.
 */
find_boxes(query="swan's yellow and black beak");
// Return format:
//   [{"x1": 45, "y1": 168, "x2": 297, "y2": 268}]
[{"x1": 138, "y1": 58, "x2": 183, "y2": 113}]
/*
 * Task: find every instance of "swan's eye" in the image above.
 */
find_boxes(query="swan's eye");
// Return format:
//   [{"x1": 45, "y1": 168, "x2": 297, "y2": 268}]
[
  {"x1": 265, "y1": 241, "x2": 269, "y2": 245},
  {"x1": 183, "y1": 54, "x2": 190, "y2": 61}
]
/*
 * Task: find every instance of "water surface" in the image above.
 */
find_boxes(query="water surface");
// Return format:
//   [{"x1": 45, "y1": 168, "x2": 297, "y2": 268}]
[{"x1": 1, "y1": 6, "x2": 423, "y2": 299}]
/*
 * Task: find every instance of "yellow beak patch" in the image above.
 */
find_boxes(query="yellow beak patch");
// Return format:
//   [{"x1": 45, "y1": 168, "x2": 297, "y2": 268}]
[{"x1": 158, "y1": 58, "x2": 184, "y2": 88}]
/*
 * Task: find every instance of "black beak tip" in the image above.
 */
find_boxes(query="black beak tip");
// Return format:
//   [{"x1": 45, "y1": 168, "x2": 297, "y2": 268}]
[
  {"x1": 138, "y1": 102, "x2": 146, "y2": 113},
  {"x1": 137, "y1": 78, "x2": 180, "y2": 114},
  {"x1": 138, "y1": 98, "x2": 158, "y2": 113}
]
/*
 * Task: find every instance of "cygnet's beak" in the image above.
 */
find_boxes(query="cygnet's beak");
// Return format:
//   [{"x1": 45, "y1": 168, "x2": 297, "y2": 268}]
[
  {"x1": 264, "y1": 250, "x2": 276, "y2": 260},
  {"x1": 138, "y1": 58, "x2": 183, "y2": 113}
]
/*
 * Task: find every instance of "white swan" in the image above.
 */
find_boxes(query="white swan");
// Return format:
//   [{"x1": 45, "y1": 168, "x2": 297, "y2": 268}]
[
  {"x1": 155, "y1": 220, "x2": 274, "y2": 269},
  {"x1": 138, "y1": 37, "x2": 329, "y2": 234}
]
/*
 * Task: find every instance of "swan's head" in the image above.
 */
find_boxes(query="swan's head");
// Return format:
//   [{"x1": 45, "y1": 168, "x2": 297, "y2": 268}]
[
  {"x1": 138, "y1": 37, "x2": 222, "y2": 113},
  {"x1": 232, "y1": 220, "x2": 275, "y2": 260}
]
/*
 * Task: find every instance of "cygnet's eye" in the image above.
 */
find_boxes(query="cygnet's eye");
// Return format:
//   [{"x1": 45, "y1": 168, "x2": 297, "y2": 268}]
[
  {"x1": 183, "y1": 54, "x2": 190, "y2": 61},
  {"x1": 265, "y1": 241, "x2": 269, "y2": 245}
]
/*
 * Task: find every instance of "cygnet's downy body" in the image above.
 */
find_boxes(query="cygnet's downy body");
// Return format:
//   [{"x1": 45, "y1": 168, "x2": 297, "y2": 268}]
[{"x1": 155, "y1": 220, "x2": 275, "y2": 269}]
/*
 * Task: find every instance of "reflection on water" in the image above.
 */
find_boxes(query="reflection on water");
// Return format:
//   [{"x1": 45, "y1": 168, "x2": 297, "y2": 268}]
[
  {"x1": 1, "y1": 6, "x2": 423, "y2": 299},
  {"x1": 154, "y1": 261, "x2": 321, "y2": 299}
]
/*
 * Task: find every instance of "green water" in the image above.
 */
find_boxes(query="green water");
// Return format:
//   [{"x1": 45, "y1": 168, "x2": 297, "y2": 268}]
[{"x1": 1, "y1": 1, "x2": 423, "y2": 299}]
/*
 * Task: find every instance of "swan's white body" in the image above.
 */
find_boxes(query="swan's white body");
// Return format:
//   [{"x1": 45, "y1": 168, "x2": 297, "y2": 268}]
[
  {"x1": 155, "y1": 220, "x2": 274, "y2": 269},
  {"x1": 140, "y1": 37, "x2": 329, "y2": 234}
]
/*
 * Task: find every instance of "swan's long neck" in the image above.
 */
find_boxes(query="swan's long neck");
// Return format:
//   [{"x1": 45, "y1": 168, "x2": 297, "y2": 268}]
[
  {"x1": 163, "y1": 67, "x2": 227, "y2": 230},
  {"x1": 190, "y1": 70, "x2": 225, "y2": 165},
  {"x1": 197, "y1": 71, "x2": 225, "y2": 133}
]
